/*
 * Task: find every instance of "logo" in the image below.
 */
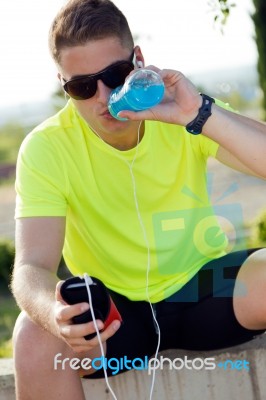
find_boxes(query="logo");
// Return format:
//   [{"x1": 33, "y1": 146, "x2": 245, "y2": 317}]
[{"x1": 54, "y1": 354, "x2": 250, "y2": 375}]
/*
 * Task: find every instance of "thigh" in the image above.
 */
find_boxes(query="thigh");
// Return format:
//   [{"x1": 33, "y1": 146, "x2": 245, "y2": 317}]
[
  {"x1": 233, "y1": 248, "x2": 266, "y2": 330},
  {"x1": 158, "y1": 249, "x2": 265, "y2": 351}
]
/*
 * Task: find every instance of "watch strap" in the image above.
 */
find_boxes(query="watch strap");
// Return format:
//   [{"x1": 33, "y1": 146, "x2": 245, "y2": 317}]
[{"x1": 186, "y1": 94, "x2": 215, "y2": 135}]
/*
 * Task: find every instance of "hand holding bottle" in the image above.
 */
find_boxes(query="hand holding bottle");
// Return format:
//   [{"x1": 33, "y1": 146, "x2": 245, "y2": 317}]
[{"x1": 116, "y1": 66, "x2": 203, "y2": 127}]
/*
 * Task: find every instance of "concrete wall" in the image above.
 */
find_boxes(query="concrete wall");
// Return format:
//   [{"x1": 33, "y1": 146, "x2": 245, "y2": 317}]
[{"x1": 1, "y1": 333, "x2": 266, "y2": 400}]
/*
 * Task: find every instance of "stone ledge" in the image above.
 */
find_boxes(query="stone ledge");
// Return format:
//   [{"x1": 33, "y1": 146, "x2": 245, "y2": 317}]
[
  {"x1": 0, "y1": 358, "x2": 15, "y2": 400},
  {"x1": 1, "y1": 334, "x2": 266, "y2": 400}
]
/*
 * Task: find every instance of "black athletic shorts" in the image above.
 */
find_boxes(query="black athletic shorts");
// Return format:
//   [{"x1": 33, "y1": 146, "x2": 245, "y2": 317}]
[{"x1": 85, "y1": 249, "x2": 265, "y2": 379}]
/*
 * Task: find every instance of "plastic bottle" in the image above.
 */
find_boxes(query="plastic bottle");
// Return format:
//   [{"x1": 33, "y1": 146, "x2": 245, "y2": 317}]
[{"x1": 108, "y1": 69, "x2": 165, "y2": 121}]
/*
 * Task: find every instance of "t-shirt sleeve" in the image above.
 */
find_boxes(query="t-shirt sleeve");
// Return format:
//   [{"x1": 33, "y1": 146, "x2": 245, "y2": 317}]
[
  {"x1": 15, "y1": 131, "x2": 69, "y2": 219},
  {"x1": 198, "y1": 134, "x2": 219, "y2": 158}
]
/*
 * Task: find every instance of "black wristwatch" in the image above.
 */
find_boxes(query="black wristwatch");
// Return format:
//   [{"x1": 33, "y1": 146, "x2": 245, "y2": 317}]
[{"x1": 186, "y1": 94, "x2": 215, "y2": 135}]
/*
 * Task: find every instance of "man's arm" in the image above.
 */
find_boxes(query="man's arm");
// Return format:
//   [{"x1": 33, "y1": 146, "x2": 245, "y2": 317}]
[
  {"x1": 12, "y1": 216, "x2": 121, "y2": 351},
  {"x1": 12, "y1": 217, "x2": 66, "y2": 337},
  {"x1": 215, "y1": 145, "x2": 264, "y2": 178},
  {"x1": 202, "y1": 105, "x2": 266, "y2": 179},
  {"x1": 119, "y1": 68, "x2": 266, "y2": 179}
]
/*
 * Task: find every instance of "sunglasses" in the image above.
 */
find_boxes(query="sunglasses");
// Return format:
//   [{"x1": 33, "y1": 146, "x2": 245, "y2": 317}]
[{"x1": 62, "y1": 52, "x2": 135, "y2": 100}]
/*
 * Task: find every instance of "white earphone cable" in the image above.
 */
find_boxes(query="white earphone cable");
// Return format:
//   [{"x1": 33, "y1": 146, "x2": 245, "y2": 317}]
[
  {"x1": 84, "y1": 273, "x2": 118, "y2": 400},
  {"x1": 126, "y1": 126, "x2": 161, "y2": 400},
  {"x1": 87, "y1": 121, "x2": 161, "y2": 399}
]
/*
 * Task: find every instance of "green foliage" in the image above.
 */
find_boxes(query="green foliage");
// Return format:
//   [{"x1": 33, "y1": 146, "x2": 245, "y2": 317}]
[
  {"x1": 0, "y1": 240, "x2": 15, "y2": 292},
  {"x1": 0, "y1": 339, "x2": 13, "y2": 358},
  {"x1": 217, "y1": 0, "x2": 235, "y2": 22},
  {"x1": 0, "y1": 123, "x2": 26, "y2": 164},
  {"x1": 208, "y1": 0, "x2": 266, "y2": 118},
  {"x1": 254, "y1": 209, "x2": 266, "y2": 244},
  {"x1": 252, "y1": 0, "x2": 266, "y2": 120},
  {"x1": 209, "y1": 0, "x2": 236, "y2": 29},
  {"x1": 249, "y1": 209, "x2": 266, "y2": 248},
  {"x1": 0, "y1": 296, "x2": 20, "y2": 358}
]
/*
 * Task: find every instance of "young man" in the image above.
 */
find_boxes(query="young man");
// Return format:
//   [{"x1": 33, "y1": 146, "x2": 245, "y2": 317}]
[{"x1": 12, "y1": 0, "x2": 266, "y2": 399}]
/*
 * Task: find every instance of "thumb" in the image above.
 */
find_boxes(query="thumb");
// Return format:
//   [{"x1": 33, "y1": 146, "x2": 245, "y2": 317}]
[
  {"x1": 55, "y1": 280, "x2": 66, "y2": 303},
  {"x1": 118, "y1": 108, "x2": 157, "y2": 122},
  {"x1": 117, "y1": 110, "x2": 146, "y2": 121}
]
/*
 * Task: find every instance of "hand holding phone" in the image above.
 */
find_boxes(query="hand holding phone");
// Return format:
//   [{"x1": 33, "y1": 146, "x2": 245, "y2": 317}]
[{"x1": 60, "y1": 276, "x2": 122, "y2": 340}]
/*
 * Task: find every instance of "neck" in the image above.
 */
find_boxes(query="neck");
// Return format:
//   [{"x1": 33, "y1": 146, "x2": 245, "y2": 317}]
[{"x1": 92, "y1": 121, "x2": 145, "y2": 151}]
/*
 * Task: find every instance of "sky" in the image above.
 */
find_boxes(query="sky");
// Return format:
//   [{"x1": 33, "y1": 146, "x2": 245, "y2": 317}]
[{"x1": 0, "y1": 0, "x2": 257, "y2": 108}]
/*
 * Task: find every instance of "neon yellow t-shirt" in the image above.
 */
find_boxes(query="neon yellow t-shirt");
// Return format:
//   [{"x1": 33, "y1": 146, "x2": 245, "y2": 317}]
[{"x1": 16, "y1": 100, "x2": 229, "y2": 302}]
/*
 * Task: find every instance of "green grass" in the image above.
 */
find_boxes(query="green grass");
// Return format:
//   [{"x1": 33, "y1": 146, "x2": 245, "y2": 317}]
[{"x1": 0, "y1": 293, "x2": 20, "y2": 358}]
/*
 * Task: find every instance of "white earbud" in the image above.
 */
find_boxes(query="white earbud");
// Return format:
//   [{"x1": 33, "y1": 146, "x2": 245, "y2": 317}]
[{"x1": 137, "y1": 60, "x2": 144, "y2": 68}]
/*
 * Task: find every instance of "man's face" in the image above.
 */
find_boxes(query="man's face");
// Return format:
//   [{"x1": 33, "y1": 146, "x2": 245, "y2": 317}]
[{"x1": 59, "y1": 37, "x2": 138, "y2": 140}]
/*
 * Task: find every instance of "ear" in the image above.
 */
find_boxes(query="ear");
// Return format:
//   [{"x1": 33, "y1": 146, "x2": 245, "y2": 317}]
[
  {"x1": 57, "y1": 72, "x2": 63, "y2": 83},
  {"x1": 133, "y1": 45, "x2": 145, "y2": 68}
]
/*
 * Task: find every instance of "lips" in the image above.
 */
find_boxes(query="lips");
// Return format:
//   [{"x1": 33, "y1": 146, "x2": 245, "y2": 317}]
[{"x1": 100, "y1": 109, "x2": 115, "y2": 119}]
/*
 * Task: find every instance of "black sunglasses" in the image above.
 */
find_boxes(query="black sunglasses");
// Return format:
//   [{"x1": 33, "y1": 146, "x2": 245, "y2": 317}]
[{"x1": 62, "y1": 52, "x2": 135, "y2": 100}]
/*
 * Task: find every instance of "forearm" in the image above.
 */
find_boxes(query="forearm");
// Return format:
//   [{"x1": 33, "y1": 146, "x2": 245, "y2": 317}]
[
  {"x1": 12, "y1": 263, "x2": 60, "y2": 337},
  {"x1": 202, "y1": 104, "x2": 266, "y2": 178}
]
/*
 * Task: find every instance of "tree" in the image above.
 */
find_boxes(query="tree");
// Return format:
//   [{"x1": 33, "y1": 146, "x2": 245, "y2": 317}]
[{"x1": 213, "y1": 0, "x2": 266, "y2": 119}]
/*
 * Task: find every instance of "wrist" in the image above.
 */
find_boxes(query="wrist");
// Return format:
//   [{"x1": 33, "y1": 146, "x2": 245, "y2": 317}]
[{"x1": 186, "y1": 94, "x2": 215, "y2": 135}]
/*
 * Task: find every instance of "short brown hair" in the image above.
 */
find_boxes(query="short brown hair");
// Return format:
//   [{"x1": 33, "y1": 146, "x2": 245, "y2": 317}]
[{"x1": 49, "y1": 0, "x2": 134, "y2": 65}]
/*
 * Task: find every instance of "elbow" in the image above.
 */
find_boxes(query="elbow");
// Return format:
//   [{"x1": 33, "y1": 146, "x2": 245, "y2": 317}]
[{"x1": 10, "y1": 261, "x2": 24, "y2": 303}]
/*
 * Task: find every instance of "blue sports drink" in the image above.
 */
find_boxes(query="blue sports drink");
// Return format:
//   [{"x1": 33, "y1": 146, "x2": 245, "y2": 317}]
[{"x1": 108, "y1": 69, "x2": 165, "y2": 121}]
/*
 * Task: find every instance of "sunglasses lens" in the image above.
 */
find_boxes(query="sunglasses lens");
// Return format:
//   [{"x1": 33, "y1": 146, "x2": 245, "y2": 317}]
[
  {"x1": 65, "y1": 77, "x2": 97, "y2": 100},
  {"x1": 102, "y1": 62, "x2": 134, "y2": 89},
  {"x1": 63, "y1": 60, "x2": 134, "y2": 100}
]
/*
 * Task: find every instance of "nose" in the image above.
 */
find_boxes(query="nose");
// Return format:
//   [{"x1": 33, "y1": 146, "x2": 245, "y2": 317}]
[{"x1": 96, "y1": 80, "x2": 112, "y2": 103}]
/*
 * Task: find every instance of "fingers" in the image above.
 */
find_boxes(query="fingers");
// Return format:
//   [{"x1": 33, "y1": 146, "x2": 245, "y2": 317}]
[
  {"x1": 60, "y1": 318, "x2": 120, "y2": 341},
  {"x1": 54, "y1": 283, "x2": 121, "y2": 353},
  {"x1": 95, "y1": 319, "x2": 121, "y2": 342},
  {"x1": 60, "y1": 319, "x2": 104, "y2": 339},
  {"x1": 55, "y1": 301, "x2": 90, "y2": 324},
  {"x1": 55, "y1": 280, "x2": 91, "y2": 323},
  {"x1": 59, "y1": 318, "x2": 121, "y2": 353}
]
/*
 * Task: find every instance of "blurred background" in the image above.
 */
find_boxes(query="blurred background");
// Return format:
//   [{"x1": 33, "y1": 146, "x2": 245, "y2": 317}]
[{"x1": 0, "y1": 0, "x2": 266, "y2": 358}]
